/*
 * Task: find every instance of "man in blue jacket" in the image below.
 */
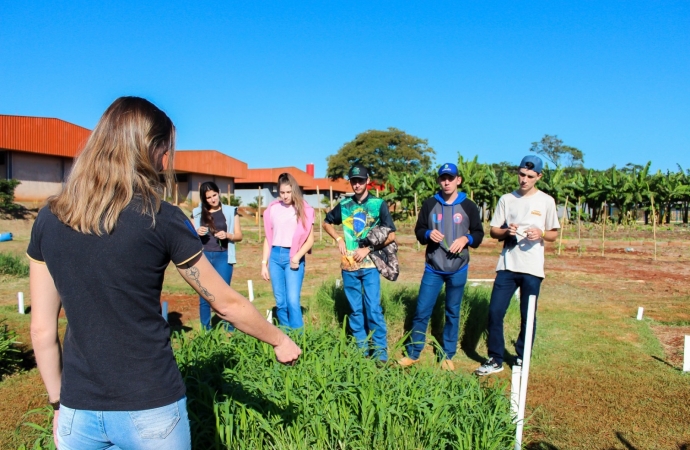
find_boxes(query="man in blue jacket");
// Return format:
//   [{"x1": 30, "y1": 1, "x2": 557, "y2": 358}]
[{"x1": 398, "y1": 163, "x2": 484, "y2": 370}]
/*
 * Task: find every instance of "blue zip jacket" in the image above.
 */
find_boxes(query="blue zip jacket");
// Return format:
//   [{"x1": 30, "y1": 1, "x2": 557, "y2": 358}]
[{"x1": 414, "y1": 192, "x2": 484, "y2": 273}]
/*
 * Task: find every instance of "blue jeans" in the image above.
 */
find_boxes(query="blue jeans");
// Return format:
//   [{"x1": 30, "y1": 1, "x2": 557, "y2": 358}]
[
  {"x1": 57, "y1": 396, "x2": 190, "y2": 450},
  {"x1": 406, "y1": 268, "x2": 468, "y2": 361},
  {"x1": 342, "y1": 268, "x2": 388, "y2": 361},
  {"x1": 269, "y1": 246, "x2": 305, "y2": 330},
  {"x1": 200, "y1": 251, "x2": 234, "y2": 331},
  {"x1": 487, "y1": 270, "x2": 542, "y2": 365}
]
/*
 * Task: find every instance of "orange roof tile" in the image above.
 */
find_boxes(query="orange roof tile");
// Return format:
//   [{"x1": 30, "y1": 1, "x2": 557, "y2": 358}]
[
  {"x1": 0, "y1": 115, "x2": 90, "y2": 158},
  {"x1": 305, "y1": 178, "x2": 352, "y2": 194},
  {"x1": 172, "y1": 150, "x2": 248, "y2": 178},
  {"x1": 235, "y1": 167, "x2": 315, "y2": 187}
]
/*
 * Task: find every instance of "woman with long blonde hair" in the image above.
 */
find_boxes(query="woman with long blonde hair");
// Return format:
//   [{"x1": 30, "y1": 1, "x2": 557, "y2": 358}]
[
  {"x1": 28, "y1": 97, "x2": 300, "y2": 450},
  {"x1": 261, "y1": 173, "x2": 315, "y2": 329}
]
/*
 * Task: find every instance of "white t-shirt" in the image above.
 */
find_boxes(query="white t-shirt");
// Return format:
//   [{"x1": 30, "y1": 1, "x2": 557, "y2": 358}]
[{"x1": 490, "y1": 190, "x2": 560, "y2": 278}]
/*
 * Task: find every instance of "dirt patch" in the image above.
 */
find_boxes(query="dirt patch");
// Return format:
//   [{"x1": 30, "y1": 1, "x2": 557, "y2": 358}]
[{"x1": 651, "y1": 325, "x2": 690, "y2": 369}]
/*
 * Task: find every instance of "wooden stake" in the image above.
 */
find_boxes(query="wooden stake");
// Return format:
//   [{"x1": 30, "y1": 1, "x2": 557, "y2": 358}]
[
  {"x1": 175, "y1": 183, "x2": 178, "y2": 205},
  {"x1": 577, "y1": 197, "x2": 582, "y2": 256},
  {"x1": 601, "y1": 202, "x2": 607, "y2": 257},
  {"x1": 316, "y1": 186, "x2": 323, "y2": 242},
  {"x1": 198, "y1": 182, "x2": 201, "y2": 207},
  {"x1": 650, "y1": 194, "x2": 657, "y2": 261},
  {"x1": 329, "y1": 186, "x2": 333, "y2": 209},
  {"x1": 414, "y1": 192, "x2": 420, "y2": 252},
  {"x1": 258, "y1": 186, "x2": 262, "y2": 242},
  {"x1": 558, "y1": 196, "x2": 568, "y2": 256}
]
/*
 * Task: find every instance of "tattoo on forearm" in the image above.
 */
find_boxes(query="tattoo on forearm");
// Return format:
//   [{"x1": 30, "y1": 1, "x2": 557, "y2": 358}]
[{"x1": 185, "y1": 267, "x2": 216, "y2": 302}]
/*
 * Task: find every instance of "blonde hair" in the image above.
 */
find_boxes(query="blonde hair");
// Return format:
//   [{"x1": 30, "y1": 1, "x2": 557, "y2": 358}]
[
  {"x1": 278, "y1": 173, "x2": 306, "y2": 225},
  {"x1": 48, "y1": 96, "x2": 175, "y2": 235}
]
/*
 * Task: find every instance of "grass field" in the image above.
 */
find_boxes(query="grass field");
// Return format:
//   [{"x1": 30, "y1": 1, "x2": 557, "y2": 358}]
[{"x1": 1, "y1": 209, "x2": 689, "y2": 449}]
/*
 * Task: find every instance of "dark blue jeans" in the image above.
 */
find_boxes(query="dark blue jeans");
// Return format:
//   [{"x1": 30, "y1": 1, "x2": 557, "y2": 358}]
[
  {"x1": 342, "y1": 268, "x2": 388, "y2": 361},
  {"x1": 487, "y1": 270, "x2": 542, "y2": 365},
  {"x1": 406, "y1": 268, "x2": 468, "y2": 361},
  {"x1": 200, "y1": 250, "x2": 234, "y2": 331}
]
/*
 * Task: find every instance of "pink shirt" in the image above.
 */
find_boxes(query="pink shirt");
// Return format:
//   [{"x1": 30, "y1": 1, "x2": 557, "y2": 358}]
[
  {"x1": 263, "y1": 199, "x2": 315, "y2": 259},
  {"x1": 271, "y1": 203, "x2": 298, "y2": 247}
]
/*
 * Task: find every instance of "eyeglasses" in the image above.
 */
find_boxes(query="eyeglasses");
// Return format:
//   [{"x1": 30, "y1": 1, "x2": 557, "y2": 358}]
[{"x1": 350, "y1": 178, "x2": 367, "y2": 186}]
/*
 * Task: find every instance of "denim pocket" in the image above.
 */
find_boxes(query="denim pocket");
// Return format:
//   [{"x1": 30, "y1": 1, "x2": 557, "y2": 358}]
[
  {"x1": 58, "y1": 406, "x2": 75, "y2": 436},
  {"x1": 129, "y1": 401, "x2": 181, "y2": 439}
]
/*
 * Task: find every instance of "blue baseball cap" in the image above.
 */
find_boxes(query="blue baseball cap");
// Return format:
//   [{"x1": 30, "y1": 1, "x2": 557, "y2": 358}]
[
  {"x1": 519, "y1": 155, "x2": 543, "y2": 174},
  {"x1": 438, "y1": 163, "x2": 458, "y2": 177}
]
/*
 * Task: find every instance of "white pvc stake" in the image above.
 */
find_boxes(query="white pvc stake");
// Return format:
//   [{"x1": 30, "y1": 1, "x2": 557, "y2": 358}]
[
  {"x1": 248, "y1": 280, "x2": 254, "y2": 302},
  {"x1": 510, "y1": 365, "x2": 521, "y2": 418},
  {"x1": 514, "y1": 287, "x2": 521, "y2": 301},
  {"x1": 636, "y1": 307, "x2": 644, "y2": 320},
  {"x1": 266, "y1": 309, "x2": 273, "y2": 323},
  {"x1": 514, "y1": 295, "x2": 537, "y2": 450},
  {"x1": 18, "y1": 292, "x2": 25, "y2": 314},
  {"x1": 684, "y1": 336, "x2": 690, "y2": 372},
  {"x1": 335, "y1": 279, "x2": 341, "y2": 288}
]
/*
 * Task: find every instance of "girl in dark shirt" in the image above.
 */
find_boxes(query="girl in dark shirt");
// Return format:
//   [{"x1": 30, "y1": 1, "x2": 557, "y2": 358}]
[{"x1": 192, "y1": 181, "x2": 243, "y2": 330}]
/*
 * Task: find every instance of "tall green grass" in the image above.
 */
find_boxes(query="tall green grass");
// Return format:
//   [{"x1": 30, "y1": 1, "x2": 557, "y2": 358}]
[
  {"x1": 0, "y1": 319, "x2": 21, "y2": 380},
  {"x1": 176, "y1": 326, "x2": 516, "y2": 449},
  {"x1": 0, "y1": 252, "x2": 29, "y2": 277},
  {"x1": 314, "y1": 280, "x2": 520, "y2": 362}
]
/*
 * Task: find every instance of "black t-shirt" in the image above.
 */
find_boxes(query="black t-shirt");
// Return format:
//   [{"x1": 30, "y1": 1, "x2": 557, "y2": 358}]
[
  {"x1": 199, "y1": 209, "x2": 238, "y2": 252},
  {"x1": 27, "y1": 199, "x2": 202, "y2": 411}
]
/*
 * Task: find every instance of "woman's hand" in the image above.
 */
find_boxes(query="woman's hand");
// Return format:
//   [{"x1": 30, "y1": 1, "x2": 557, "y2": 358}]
[
  {"x1": 261, "y1": 264, "x2": 270, "y2": 281},
  {"x1": 214, "y1": 231, "x2": 227, "y2": 240},
  {"x1": 290, "y1": 258, "x2": 300, "y2": 270},
  {"x1": 197, "y1": 226, "x2": 209, "y2": 236}
]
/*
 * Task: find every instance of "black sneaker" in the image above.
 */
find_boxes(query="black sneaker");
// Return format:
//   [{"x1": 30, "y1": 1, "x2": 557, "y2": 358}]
[{"x1": 474, "y1": 358, "x2": 504, "y2": 376}]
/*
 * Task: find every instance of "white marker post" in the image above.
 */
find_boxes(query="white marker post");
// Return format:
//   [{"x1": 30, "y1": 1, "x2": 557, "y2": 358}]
[
  {"x1": 18, "y1": 292, "x2": 25, "y2": 314},
  {"x1": 514, "y1": 288, "x2": 521, "y2": 301},
  {"x1": 514, "y1": 295, "x2": 537, "y2": 450},
  {"x1": 248, "y1": 280, "x2": 254, "y2": 302},
  {"x1": 161, "y1": 301, "x2": 168, "y2": 322},
  {"x1": 510, "y1": 365, "x2": 521, "y2": 418},
  {"x1": 636, "y1": 307, "x2": 644, "y2": 320},
  {"x1": 266, "y1": 309, "x2": 273, "y2": 323},
  {"x1": 335, "y1": 279, "x2": 341, "y2": 288},
  {"x1": 684, "y1": 336, "x2": 690, "y2": 373}
]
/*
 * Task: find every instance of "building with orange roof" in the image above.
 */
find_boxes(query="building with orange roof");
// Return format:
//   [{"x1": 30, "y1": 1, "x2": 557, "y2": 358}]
[
  {"x1": 1, "y1": 114, "x2": 351, "y2": 208},
  {"x1": 0, "y1": 115, "x2": 89, "y2": 201},
  {"x1": 172, "y1": 150, "x2": 248, "y2": 203}
]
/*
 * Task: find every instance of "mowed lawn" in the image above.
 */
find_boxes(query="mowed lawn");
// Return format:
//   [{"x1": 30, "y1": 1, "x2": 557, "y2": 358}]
[{"x1": 1, "y1": 211, "x2": 689, "y2": 449}]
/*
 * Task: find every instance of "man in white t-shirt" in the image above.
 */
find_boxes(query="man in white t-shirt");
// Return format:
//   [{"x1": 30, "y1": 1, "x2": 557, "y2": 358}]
[{"x1": 475, "y1": 155, "x2": 560, "y2": 376}]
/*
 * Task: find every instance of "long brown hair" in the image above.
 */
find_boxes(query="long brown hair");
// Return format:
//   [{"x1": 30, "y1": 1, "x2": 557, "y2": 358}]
[
  {"x1": 278, "y1": 173, "x2": 306, "y2": 225},
  {"x1": 199, "y1": 181, "x2": 221, "y2": 233},
  {"x1": 48, "y1": 96, "x2": 175, "y2": 235}
]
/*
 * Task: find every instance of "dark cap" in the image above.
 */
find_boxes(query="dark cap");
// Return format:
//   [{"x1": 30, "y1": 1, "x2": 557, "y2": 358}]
[
  {"x1": 348, "y1": 164, "x2": 369, "y2": 180},
  {"x1": 438, "y1": 162, "x2": 458, "y2": 177},
  {"x1": 519, "y1": 155, "x2": 544, "y2": 174}
]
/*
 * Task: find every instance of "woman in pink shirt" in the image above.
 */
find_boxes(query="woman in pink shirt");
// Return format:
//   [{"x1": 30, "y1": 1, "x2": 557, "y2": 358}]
[{"x1": 261, "y1": 173, "x2": 315, "y2": 329}]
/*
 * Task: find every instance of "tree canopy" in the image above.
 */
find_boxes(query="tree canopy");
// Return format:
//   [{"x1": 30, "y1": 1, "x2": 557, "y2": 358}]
[
  {"x1": 529, "y1": 134, "x2": 584, "y2": 168},
  {"x1": 326, "y1": 128, "x2": 435, "y2": 180}
]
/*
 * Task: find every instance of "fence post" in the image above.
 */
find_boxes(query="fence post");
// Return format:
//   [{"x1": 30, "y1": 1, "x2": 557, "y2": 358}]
[
  {"x1": 317, "y1": 186, "x2": 322, "y2": 242},
  {"x1": 18, "y1": 292, "x2": 25, "y2": 314}
]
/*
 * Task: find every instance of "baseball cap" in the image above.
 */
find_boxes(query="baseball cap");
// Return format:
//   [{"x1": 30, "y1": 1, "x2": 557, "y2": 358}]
[
  {"x1": 519, "y1": 155, "x2": 543, "y2": 174},
  {"x1": 437, "y1": 163, "x2": 458, "y2": 177},
  {"x1": 348, "y1": 164, "x2": 369, "y2": 180}
]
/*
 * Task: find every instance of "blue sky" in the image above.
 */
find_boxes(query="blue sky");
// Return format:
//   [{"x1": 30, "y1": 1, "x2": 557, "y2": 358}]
[{"x1": 1, "y1": 1, "x2": 688, "y2": 177}]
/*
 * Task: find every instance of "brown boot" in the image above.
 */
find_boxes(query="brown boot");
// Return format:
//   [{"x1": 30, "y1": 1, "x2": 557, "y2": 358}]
[
  {"x1": 440, "y1": 359, "x2": 455, "y2": 371},
  {"x1": 397, "y1": 357, "x2": 419, "y2": 367}
]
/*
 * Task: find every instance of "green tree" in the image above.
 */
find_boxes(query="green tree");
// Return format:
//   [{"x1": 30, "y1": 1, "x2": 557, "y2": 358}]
[
  {"x1": 326, "y1": 128, "x2": 435, "y2": 180},
  {"x1": 530, "y1": 134, "x2": 584, "y2": 168}
]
